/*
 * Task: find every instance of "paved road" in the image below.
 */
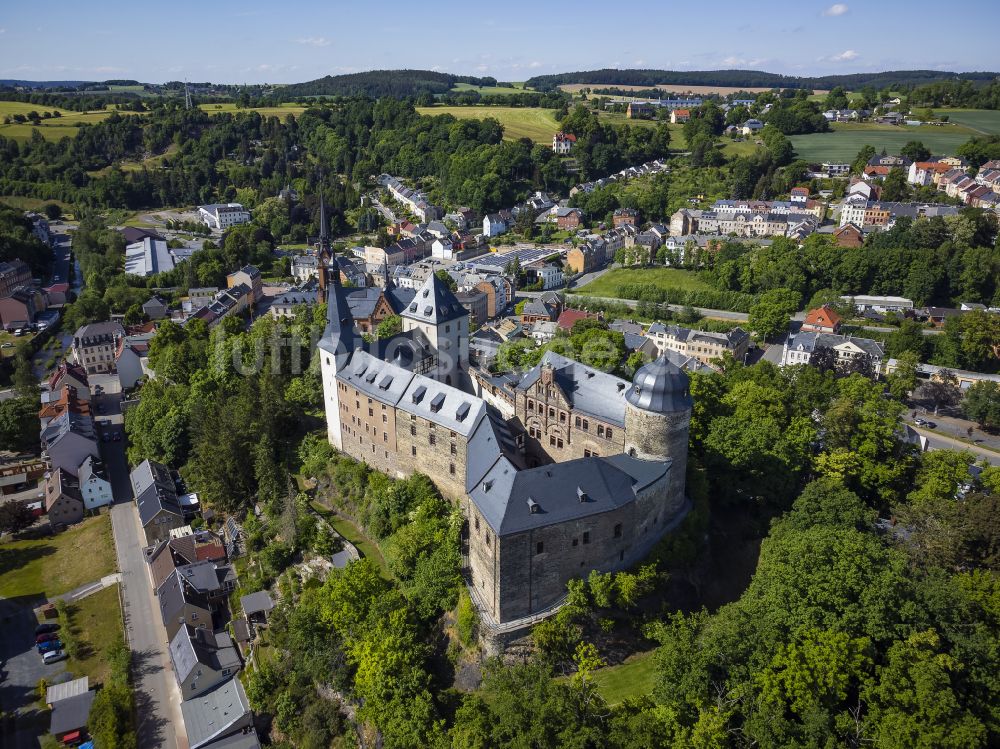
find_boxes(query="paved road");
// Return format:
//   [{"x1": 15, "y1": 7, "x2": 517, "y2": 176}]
[
  {"x1": 911, "y1": 425, "x2": 1000, "y2": 466},
  {"x1": 369, "y1": 196, "x2": 397, "y2": 225},
  {"x1": 556, "y1": 292, "x2": 752, "y2": 322},
  {"x1": 110, "y1": 502, "x2": 186, "y2": 749}
]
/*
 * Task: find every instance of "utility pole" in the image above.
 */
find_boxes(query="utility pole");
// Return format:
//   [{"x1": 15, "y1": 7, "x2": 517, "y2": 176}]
[{"x1": 184, "y1": 80, "x2": 192, "y2": 110}]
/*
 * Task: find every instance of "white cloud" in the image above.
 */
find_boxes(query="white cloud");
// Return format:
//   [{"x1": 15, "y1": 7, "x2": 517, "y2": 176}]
[
  {"x1": 823, "y1": 3, "x2": 849, "y2": 16},
  {"x1": 722, "y1": 56, "x2": 767, "y2": 67},
  {"x1": 0, "y1": 28, "x2": 6, "y2": 34},
  {"x1": 295, "y1": 36, "x2": 331, "y2": 47},
  {"x1": 528, "y1": 61, "x2": 542, "y2": 69},
  {"x1": 832, "y1": 49, "x2": 859, "y2": 61}
]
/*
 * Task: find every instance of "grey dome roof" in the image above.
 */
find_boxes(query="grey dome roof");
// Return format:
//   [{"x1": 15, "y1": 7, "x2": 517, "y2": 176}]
[{"x1": 625, "y1": 355, "x2": 692, "y2": 413}]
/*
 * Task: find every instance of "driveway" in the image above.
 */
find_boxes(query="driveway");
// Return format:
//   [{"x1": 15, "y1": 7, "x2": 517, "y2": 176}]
[
  {"x1": 0, "y1": 597, "x2": 72, "y2": 748},
  {"x1": 110, "y1": 502, "x2": 186, "y2": 749}
]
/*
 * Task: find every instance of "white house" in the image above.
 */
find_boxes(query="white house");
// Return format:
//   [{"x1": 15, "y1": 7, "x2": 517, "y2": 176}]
[
  {"x1": 483, "y1": 213, "x2": 510, "y2": 238},
  {"x1": 290, "y1": 254, "x2": 318, "y2": 282},
  {"x1": 552, "y1": 132, "x2": 576, "y2": 154},
  {"x1": 77, "y1": 455, "x2": 113, "y2": 511},
  {"x1": 740, "y1": 119, "x2": 764, "y2": 136},
  {"x1": 780, "y1": 332, "x2": 885, "y2": 373},
  {"x1": 198, "y1": 203, "x2": 251, "y2": 230},
  {"x1": 432, "y1": 238, "x2": 455, "y2": 260}
]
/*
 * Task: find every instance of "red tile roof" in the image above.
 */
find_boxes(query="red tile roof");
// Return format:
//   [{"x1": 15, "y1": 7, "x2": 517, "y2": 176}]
[{"x1": 556, "y1": 308, "x2": 597, "y2": 331}]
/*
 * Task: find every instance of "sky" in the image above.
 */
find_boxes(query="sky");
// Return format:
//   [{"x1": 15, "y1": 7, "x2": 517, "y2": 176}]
[{"x1": 1, "y1": 1, "x2": 997, "y2": 84}]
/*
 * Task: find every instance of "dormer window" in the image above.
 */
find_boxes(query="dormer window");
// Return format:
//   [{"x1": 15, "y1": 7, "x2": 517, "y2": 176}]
[{"x1": 527, "y1": 497, "x2": 540, "y2": 514}]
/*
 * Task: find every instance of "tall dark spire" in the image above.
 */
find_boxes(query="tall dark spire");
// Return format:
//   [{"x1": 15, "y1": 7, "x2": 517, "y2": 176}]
[
  {"x1": 318, "y1": 192, "x2": 329, "y2": 255},
  {"x1": 382, "y1": 254, "x2": 394, "y2": 291}
]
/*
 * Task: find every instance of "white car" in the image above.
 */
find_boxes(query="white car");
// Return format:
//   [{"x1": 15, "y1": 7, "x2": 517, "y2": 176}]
[{"x1": 42, "y1": 649, "x2": 67, "y2": 664}]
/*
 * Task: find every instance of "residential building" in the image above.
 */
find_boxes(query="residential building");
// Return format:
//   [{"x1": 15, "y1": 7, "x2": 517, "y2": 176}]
[
  {"x1": 180, "y1": 680, "x2": 257, "y2": 749},
  {"x1": 801, "y1": 305, "x2": 843, "y2": 334},
  {"x1": 0, "y1": 259, "x2": 31, "y2": 297},
  {"x1": 142, "y1": 296, "x2": 169, "y2": 320},
  {"x1": 44, "y1": 468, "x2": 85, "y2": 526},
  {"x1": 77, "y1": 455, "x2": 113, "y2": 510},
  {"x1": 613, "y1": 208, "x2": 639, "y2": 227},
  {"x1": 645, "y1": 323, "x2": 751, "y2": 368},
  {"x1": 833, "y1": 223, "x2": 864, "y2": 248},
  {"x1": 780, "y1": 332, "x2": 885, "y2": 373},
  {"x1": 48, "y1": 362, "x2": 89, "y2": 398},
  {"x1": 40, "y1": 412, "x2": 98, "y2": 475},
  {"x1": 157, "y1": 569, "x2": 214, "y2": 641},
  {"x1": 226, "y1": 266, "x2": 262, "y2": 305},
  {"x1": 289, "y1": 254, "x2": 318, "y2": 282},
  {"x1": 483, "y1": 211, "x2": 513, "y2": 237},
  {"x1": 169, "y1": 625, "x2": 242, "y2": 698},
  {"x1": 526, "y1": 263, "x2": 563, "y2": 290},
  {"x1": 115, "y1": 338, "x2": 150, "y2": 389},
  {"x1": 529, "y1": 320, "x2": 559, "y2": 344},
  {"x1": 670, "y1": 109, "x2": 691, "y2": 124},
  {"x1": 552, "y1": 132, "x2": 576, "y2": 154},
  {"x1": 132, "y1": 459, "x2": 186, "y2": 545},
  {"x1": 556, "y1": 308, "x2": 599, "y2": 332},
  {"x1": 72, "y1": 321, "x2": 125, "y2": 375},
  {"x1": 198, "y1": 203, "x2": 251, "y2": 230},
  {"x1": 740, "y1": 119, "x2": 764, "y2": 136},
  {"x1": 378, "y1": 174, "x2": 442, "y2": 222},
  {"x1": 821, "y1": 163, "x2": 851, "y2": 178},
  {"x1": 0, "y1": 286, "x2": 43, "y2": 328}
]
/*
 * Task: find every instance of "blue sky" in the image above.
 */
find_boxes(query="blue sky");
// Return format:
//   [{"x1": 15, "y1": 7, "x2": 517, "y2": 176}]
[{"x1": 1, "y1": 1, "x2": 997, "y2": 83}]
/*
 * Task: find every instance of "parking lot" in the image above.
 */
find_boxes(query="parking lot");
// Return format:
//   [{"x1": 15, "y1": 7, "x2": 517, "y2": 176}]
[{"x1": 0, "y1": 599, "x2": 72, "y2": 749}]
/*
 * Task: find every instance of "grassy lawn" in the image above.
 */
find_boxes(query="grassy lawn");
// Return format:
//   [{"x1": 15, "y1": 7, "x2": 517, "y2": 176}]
[
  {"x1": 62, "y1": 585, "x2": 123, "y2": 685},
  {"x1": 416, "y1": 105, "x2": 560, "y2": 143},
  {"x1": 0, "y1": 515, "x2": 116, "y2": 600},
  {"x1": 556, "y1": 650, "x2": 658, "y2": 704},
  {"x1": 310, "y1": 501, "x2": 391, "y2": 579},
  {"x1": 591, "y1": 650, "x2": 657, "y2": 704},
  {"x1": 789, "y1": 121, "x2": 979, "y2": 162},
  {"x1": 0, "y1": 195, "x2": 70, "y2": 212},
  {"x1": 576, "y1": 267, "x2": 715, "y2": 298}
]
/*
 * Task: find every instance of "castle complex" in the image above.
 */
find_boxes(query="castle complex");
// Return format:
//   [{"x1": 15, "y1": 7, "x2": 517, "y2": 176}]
[{"x1": 317, "y1": 245, "x2": 693, "y2": 628}]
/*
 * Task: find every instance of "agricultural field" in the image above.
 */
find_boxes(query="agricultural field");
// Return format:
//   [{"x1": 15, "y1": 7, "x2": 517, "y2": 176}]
[
  {"x1": 449, "y1": 82, "x2": 529, "y2": 96},
  {"x1": 576, "y1": 267, "x2": 715, "y2": 297},
  {"x1": 0, "y1": 101, "x2": 127, "y2": 142},
  {"x1": 789, "y1": 120, "x2": 980, "y2": 163},
  {"x1": 560, "y1": 83, "x2": 829, "y2": 96},
  {"x1": 416, "y1": 105, "x2": 560, "y2": 143},
  {"x1": 939, "y1": 108, "x2": 1000, "y2": 135},
  {"x1": 198, "y1": 102, "x2": 309, "y2": 118}
]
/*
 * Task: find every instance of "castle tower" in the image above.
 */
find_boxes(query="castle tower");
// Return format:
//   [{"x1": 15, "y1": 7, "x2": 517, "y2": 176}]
[
  {"x1": 401, "y1": 272, "x2": 469, "y2": 386},
  {"x1": 624, "y1": 355, "x2": 692, "y2": 507}
]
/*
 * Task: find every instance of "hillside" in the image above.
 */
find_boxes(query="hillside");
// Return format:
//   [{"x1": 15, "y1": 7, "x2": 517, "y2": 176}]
[
  {"x1": 279, "y1": 69, "x2": 501, "y2": 98},
  {"x1": 526, "y1": 68, "x2": 1000, "y2": 92}
]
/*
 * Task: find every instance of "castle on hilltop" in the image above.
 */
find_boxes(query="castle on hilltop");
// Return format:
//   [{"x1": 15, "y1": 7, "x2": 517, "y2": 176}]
[{"x1": 316, "y1": 238, "x2": 692, "y2": 630}]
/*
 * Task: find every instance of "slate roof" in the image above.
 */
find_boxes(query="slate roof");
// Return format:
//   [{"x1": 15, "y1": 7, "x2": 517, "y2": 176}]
[
  {"x1": 469, "y1": 454, "x2": 670, "y2": 535},
  {"x1": 516, "y1": 351, "x2": 630, "y2": 427},
  {"x1": 346, "y1": 286, "x2": 414, "y2": 319},
  {"x1": 786, "y1": 332, "x2": 885, "y2": 358},
  {"x1": 169, "y1": 625, "x2": 241, "y2": 686},
  {"x1": 401, "y1": 273, "x2": 467, "y2": 325},
  {"x1": 397, "y1": 377, "x2": 486, "y2": 437},
  {"x1": 239, "y1": 591, "x2": 275, "y2": 616},
  {"x1": 181, "y1": 679, "x2": 253, "y2": 749},
  {"x1": 338, "y1": 350, "x2": 415, "y2": 406},
  {"x1": 131, "y1": 459, "x2": 183, "y2": 526},
  {"x1": 317, "y1": 271, "x2": 357, "y2": 362},
  {"x1": 175, "y1": 560, "x2": 233, "y2": 595},
  {"x1": 158, "y1": 568, "x2": 211, "y2": 623},
  {"x1": 49, "y1": 690, "x2": 95, "y2": 735}
]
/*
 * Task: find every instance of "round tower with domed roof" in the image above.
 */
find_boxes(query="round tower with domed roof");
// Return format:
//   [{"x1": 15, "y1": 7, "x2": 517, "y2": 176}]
[{"x1": 624, "y1": 355, "x2": 692, "y2": 507}]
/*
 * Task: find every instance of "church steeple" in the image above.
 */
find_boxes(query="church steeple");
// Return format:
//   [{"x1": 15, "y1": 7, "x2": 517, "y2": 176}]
[{"x1": 382, "y1": 254, "x2": 394, "y2": 291}]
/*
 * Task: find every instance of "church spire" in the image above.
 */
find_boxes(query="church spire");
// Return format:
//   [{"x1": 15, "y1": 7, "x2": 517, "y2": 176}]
[{"x1": 382, "y1": 254, "x2": 394, "y2": 291}]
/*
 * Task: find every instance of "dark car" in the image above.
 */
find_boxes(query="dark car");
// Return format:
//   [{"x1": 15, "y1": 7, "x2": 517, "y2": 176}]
[
  {"x1": 37, "y1": 639, "x2": 63, "y2": 653},
  {"x1": 35, "y1": 623, "x2": 60, "y2": 635},
  {"x1": 113, "y1": 432, "x2": 121, "y2": 442},
  {"x1": 36, "y1": 633, "x2": 59, "y2": 644}
]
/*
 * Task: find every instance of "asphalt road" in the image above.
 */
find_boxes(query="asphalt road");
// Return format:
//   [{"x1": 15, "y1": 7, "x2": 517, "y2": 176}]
[
  {"x1": 110, "y1": 502, "x2": 186, "y2": 749},
  {"x1": 913, "y1": 426, "x2": 1000, "y2": 466}
]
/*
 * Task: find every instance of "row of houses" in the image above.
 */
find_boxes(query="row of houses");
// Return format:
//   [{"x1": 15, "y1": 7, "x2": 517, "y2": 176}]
[
  {"x1": 37, "y1": 364, "x2": 114, "y2": 525},
  {"x1": 129, "y1": 458, "x2": 264, "y2": 749},
  {"x1": 377, "y1": 174, "x2": 444, "y2": 222},
  {"x1": 837, "y1": 198, "x2": 961, "y2": 230}
]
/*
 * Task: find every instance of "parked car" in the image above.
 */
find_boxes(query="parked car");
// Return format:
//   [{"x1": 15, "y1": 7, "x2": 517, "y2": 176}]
[
  {"x1": 102, "y1": 433, "x2": 111, "y2": 443},
  {"x1": 914, "y1": 418, "x2": 928, "y2": 426},
  {"x1": 36, "y1": 633, "x2": 59, "y2": 644},
  {"x1": 37, "y1": 639, "x2": 63, "y2": 653},
  {"x1": 42, "y1": 649, "x2": 67, "y2": 664},
  {"x1": 113, "y1": 432, "x2": 121, "y2": 442},
  {"x1": 35, "y1": 622, "x2": 60, "y2": 635}
]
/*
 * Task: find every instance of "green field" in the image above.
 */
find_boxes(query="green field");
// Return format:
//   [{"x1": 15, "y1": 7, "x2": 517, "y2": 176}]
[
  {"x1": 940, "y1": 108, "x2": 1000, "y2": 135},
  {"x1": 450, "y1": 82, "x2": 529, "y2": 96},
  {"x1": 416, "y1": 105, "x2": 560, "y2": 142},
  {"x1": 0, "y1": 101, "x2": 129, "y2": 142},
  {"x1": 198, "y1": 102, "x2": 309, "y2": 118},
  {"x1": 789, "y1": 118, "x2": 986, "y2": 162},
  {"x1": 0, "y1": 516, "x2": 116, "y2": 599},
  {"x1": 576, "y1": 267, "x2": 715, "y2": 297},
  {"x1": 61, "y1": 585, "x2": 123, "y2": 685}
]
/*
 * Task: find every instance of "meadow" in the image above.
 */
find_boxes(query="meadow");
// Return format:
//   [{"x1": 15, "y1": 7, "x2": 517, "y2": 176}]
[
  {"x1": 416, "y1": 105, "x2": 560, "y2": 142},
  {"x1": 789, "y1": 121, "x2": 979, "y2": 163},
  {"x1": 576, "y1": 267, "x2": 715, "y2": 297},
  {"x1": 198, "y1": 102, "x2": 309, "y2": 117},
  {"x1": 0, "y1": 101, "x2": 129, "y2": 142},
  {"x1": 449, "y1": 82, "x2": 528, "y2": 96}
]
